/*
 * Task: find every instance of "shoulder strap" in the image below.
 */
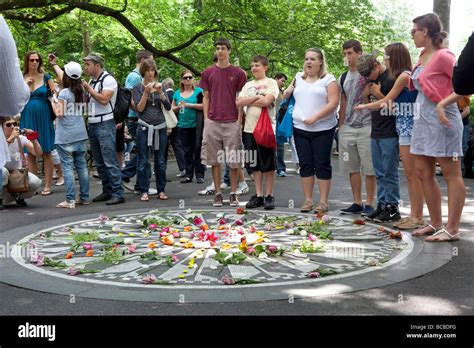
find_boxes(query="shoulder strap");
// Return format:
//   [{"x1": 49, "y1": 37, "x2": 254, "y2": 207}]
[
  {"x1": 340, "y1": 71, "x2": 348, "y2": 95},
  {"x1": 17, "y1": 138, "x2": 27, "y2": 167}
]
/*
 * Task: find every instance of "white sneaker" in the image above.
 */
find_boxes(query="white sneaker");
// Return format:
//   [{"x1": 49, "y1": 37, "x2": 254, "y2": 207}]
[
  {"x1": 198, "y1": 184, "x2": 215, "y2": 196},
  {"x1": 148, "y1": 188, "x2": 158, "y2": 195},
  {"x1": 57, "y1": 200, "x2": 75, "y2": 209},
  {"x1": 220, "y1": 182, "x2": 230, "y2": 190},
  {"x1": 236, "y1": 181, "x2": 249, "y2": 195}
]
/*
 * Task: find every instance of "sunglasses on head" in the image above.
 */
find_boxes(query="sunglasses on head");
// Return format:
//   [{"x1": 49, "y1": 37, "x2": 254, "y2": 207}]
[
  {"x1": 182, "y1": 76, "x2": 193, "y2": 80},
  {"x1": 4, "y1": 122, "x2": 17, "y2": 127},
  {"x1": 29, "y1": 58, "x2": 40, "y2": 63}
]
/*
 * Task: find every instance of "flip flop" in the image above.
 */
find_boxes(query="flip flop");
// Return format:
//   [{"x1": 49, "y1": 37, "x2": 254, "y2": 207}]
[
  {"x1": 411, "y1": 224, "x2": 442, "y2": 236},
  {"x1": 41, "y1": 189, "x2": 53, "y2": 196},
  {"x1": 158, "y1": 192, "x2": 168, "y2": 200},
  {"x1": 425, "y1": 228, "x2": 460, "y2": 242},
  {"x1": 140, "y1": 193, "x2": 149, "y2": 202}
]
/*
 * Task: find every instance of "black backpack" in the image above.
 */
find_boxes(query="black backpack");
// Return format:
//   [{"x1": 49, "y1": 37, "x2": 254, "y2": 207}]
[{"x1": 90, "y1": 72, "x2": 131, "y2": 124}]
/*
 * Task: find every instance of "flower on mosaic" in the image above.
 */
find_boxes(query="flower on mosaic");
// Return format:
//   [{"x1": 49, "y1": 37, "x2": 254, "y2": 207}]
[
  {"x1": 308, "y1": 234, "x2": 318, "y2": 242},
  {"x1": 200, "y1": 224, "x2": 209, "y2": 231},
  {"x1": 67, "y1": 267, "x2": 82, "y2": 276},
  {"x1": 86, "y1": 250, "x2": 94, "y2": 257},
  {"x1": 161, "y1": 227, "x2": 170, "y2": 233},
  {"x1": 258, "y1": 252, "x2": 268, "y2": 259},
  {"x1": 315, "y1": 212, "x2": 324, "y2": 219},
  {"x1": 27, "y1": 240, "x2": 38, "y2": 249},
  {"x1": 39, "y1": 232, "x2": 47, "y2": 239},
  {"x1": 235, "y1": 219, "x2": 244, "y2": 226},
  {"x1": 247, "y1": 247, "x2": 256, "y2": 255},
  {"x1": 307, "y1": 271, "x2": 321, "y2": 278},
  {"x1": 219, "y1": 218, "x2": 226, "y2": 225},
  {"x1": 31, "y1": 252, "x2": 45, "y2": 266},
  {"x1": 148, "y1": 224, "x2": 157, "y2": 230},
  {"x1": 142, "y1": 274, "x2": 157, "y2": 284},
  {"x1": 193, "y1": 216, "x2": 203, "y2": 226},
  {"x1": 98, "y1": 214, "x2": 109, "y2": 223},
  {"x1": 353, "y1": 219, "x2": 366, "y2": 225},
  {"x1": 159, "y1": 231, "x2": 168, "y2": 237},
  {"x1": 184, "y1": 241, "x2": 194, "y2": 248},
  {"x1": 390, "y1": 231, "x2": 402, "y2": 239},
  {"x1": 83, "y1": 243, "x2": 93, "y2": 250},
  {"x1": 300, "y1": 230, "x2": 308, "y2": 237},
  {"x1": 161, "y1": 236, "x2": 175, "y2": 246},
  {"x1": 221, "y1": 275, "x2": 236, "y2": 285},
  {"x1": 183, "y1": 226, "x2": 192, "y2": 232},
  {"x1": 239, "y1": 237, "x2": 248, "y2": 252},
  {"x1": 365, "y1": 257, "x2": 380, "y2": 266},
  {"x1": 267, "y1": 245, "x2": 278, "y2": 253},
  {"x1": 148, "y1": 242, "x2": 158, "y2": 249},
  {"x1": 221, "y1": 242, "x2": 233, "y2": 250},
  {"x1": 236, "y1": 207, "x2": 247, "y2": 214},
  {"x1": 321, "y1": 215, "x2": 331, "y2": 224},
  {"x1": 284, "y1": 222, "x2": 295, "y2": 228},
  {"x1": 171, "y1": 254, "x2": 179, "y2": 262},
  {"x1": 65, "y1": 252, "x2": 74, "y2": 259},
  {"x1": 248, "y1": 226, "x2": 257, "y2": 233},
  {"x1": 117, "y1": 232, "x2": 124, "y2": 237},
  {"x1": 124, "y1": 238, "x2": 134, "y2": 245},
  {"x1": 378, "y1": 226, "x2": 385, "y2": 232},
  {"x1": 172, "y1": 232, "x2": 180, "y2": 238}
]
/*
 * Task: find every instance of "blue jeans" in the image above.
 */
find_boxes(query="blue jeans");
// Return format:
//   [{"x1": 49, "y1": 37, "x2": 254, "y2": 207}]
[
  {"x1": 56, "y1": 140, "x2": 89, "y2": 202},
  {"x1": 276, "y1": 142, "x2": 286, "y2": 172},
  {"x1": 89, "y1": 119, "x2": 124, "y2": 198},
  {"x1": 136, "y1": 126, "x2": 168, "y2": 193},
  {"x1": 371, "y1": 137, "x2": 400, "y2": 206}
]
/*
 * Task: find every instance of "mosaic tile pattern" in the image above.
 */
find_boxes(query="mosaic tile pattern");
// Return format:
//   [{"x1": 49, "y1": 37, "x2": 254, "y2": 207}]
[{"x1": 14, "y1": 210, "x2": 408, "y2": 287}]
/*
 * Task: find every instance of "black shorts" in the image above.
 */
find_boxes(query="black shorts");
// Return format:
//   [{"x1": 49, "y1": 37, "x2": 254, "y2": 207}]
[
  {"x1": 242, "y1": 131, "x2": 276, "y2": 173},
  {"x1": 116, "y1": 124, "x2": 125, "y2": 152}
]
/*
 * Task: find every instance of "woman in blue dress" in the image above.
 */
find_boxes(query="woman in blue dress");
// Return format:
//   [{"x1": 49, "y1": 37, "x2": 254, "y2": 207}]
[{"x1": 20, "y1": 51, "x2": 56, "y2": 195}]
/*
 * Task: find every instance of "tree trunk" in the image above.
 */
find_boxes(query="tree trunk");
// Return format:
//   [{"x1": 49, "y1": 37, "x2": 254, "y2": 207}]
[
  {"x1": 433, "y1": 0, "x2": 450, "y2": 33},
  {"x1": 82, "y1": 21, "x2": 91, "y2": 56}
]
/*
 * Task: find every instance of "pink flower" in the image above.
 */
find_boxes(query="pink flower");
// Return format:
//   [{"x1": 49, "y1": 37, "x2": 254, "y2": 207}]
[
  {"x1": 27, "y1": 240, "x2": 38, "y2": 249},
  {"x1": 161, "y1": 227, "x2": 170, "y2": 233},
  {"x1": 67, "y1": 267, "x2": 82, "y2": 276},
  {"x1": 83, "y1": 243, "x2": 93, "y2": 250},
  {"x1": 193, "y1": 216, "x2": 203, "y2": 225},
  {"x1": 308, "y1": 234, "x2": 318, "y2": 242},
  {"x1": 235, "y1": 219, "x2": 244, "y2": 226},
  {"x1": 249, "y1": 226, "x2": 257, "y2": 233},
  {"x1": 322, "y1": 215, "x2": 331, "y2": 224},
  {"x1": 219, "y1": 218, "x2": 226, "y2": 225},
  {"x1": 171, "y1": 254, "x2": 179, "y2": 262},
  {"x1": 31, "y1": 253, "x2": 44, "y2": 266},
  {"x1": 142, "y1": 274, "x2": 157, "y2": 284},
  {"x1": 159, "y1": 231, "x2": 168, "y2": 237},
  {"x1": 221, "y1": 275, "x2": 235, "y2": 285},
  {"x1": 149, "y1": 224, "x2": 158, "y2": 229},
  {"x1": 247, "y1": 247, "x2": 256, "y2": 255},
  {"x1": 172, "y1": 232, "x2": 180, "y2": 238},
  {"x1": 98, "y1": 214, "x2": 109, "y2": 223},
  {"x1": 307, "y1": 271, "x2": 321, "y2": 278},
  {"x1": 127, "y1": 245, "x2": 137, "y2": 253},
  {"x1": 267, "y1": 245, "x2": 278, "y2": 254}
]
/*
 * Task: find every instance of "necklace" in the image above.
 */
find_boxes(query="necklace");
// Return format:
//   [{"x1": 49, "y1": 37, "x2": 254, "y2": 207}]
[{"x1": 152, "y1": 92, "x2": 155, "y2": 106}]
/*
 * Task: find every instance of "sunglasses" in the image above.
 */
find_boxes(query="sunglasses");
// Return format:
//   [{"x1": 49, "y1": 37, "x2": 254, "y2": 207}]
[
  {"x1": 182, "y1": 76, "x2": 193, "y2": 80},
  {"x1": 4, "y1": 122, "x2": 17, "y2": 127},
  {"x1": 29, "y1": 58, "x2": 40, "y2": 63}
]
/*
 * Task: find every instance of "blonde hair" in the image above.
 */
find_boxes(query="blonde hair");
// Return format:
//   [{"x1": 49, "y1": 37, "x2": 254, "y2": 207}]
[{"x1": 302, "y1": 48, "x2": 327, "y2": 79}]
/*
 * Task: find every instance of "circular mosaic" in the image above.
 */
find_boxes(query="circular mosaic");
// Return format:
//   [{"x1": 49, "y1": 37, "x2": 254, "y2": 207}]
[{"x1": 12, "y1": 209, "x2": 412, "y2": 290}]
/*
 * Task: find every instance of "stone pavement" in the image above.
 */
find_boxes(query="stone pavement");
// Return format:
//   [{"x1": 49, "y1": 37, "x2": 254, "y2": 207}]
[{"x1": 0, "y1": 151, "x2": 473, "y2": 315}]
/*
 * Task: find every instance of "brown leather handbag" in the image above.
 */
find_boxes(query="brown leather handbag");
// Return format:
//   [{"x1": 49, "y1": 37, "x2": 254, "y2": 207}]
[{"x1": 7, "y1": 139, "x2": 29, "y2": 194}]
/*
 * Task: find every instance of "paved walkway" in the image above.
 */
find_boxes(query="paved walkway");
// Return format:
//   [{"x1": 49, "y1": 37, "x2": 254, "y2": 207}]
[{"x1": 0, "y1": 152, "x2": 472, "y2": 315}]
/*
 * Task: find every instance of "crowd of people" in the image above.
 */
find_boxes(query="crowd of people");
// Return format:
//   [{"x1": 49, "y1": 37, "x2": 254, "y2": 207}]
[{"x1": 1, "y1": 12, "x2": 473, "y2": 243}]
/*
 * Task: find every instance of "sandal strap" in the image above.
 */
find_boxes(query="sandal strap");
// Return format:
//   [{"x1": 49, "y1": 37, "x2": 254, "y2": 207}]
[
  {"x1": 431, "y1": 228, "x2": 460, "y2": 240},
  {"x1": 428, "y1": 224, "x2": 443, "y2": 232}
]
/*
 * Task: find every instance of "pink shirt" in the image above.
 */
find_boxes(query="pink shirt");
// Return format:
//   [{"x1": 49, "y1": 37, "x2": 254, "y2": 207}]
[
  {"x1": 410, "y1": 48, "x2": 456, "y2": 103},
  {"x1": 199, "y1": 64, "x2": 247, "y2": 122}
]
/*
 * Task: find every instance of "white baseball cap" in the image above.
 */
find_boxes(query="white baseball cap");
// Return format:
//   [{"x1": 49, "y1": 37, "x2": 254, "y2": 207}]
[{"x1": 64, "y1": 61, "x2": 82, "y2": 79}]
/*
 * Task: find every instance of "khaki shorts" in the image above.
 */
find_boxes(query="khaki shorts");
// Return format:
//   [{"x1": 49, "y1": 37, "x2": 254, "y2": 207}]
[
  {"x1": 338, "y1": 124, "x2": 375, "y2": 176},
  {"x1": 201, "y1": 119, "x2": 243, "y2": 168}
]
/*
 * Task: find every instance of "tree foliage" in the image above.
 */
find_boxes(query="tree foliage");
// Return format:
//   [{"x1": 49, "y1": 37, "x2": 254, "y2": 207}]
[{"x1": 2, "y1": 0, "x2": 400, "y2": 84}]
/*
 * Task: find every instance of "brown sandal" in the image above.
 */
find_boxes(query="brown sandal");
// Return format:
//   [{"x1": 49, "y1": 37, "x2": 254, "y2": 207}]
[{"x1": 158, "y1": 192, "x2": 168, "y2": 200}]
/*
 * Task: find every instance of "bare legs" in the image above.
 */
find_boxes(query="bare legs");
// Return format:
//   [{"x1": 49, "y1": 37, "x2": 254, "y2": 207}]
[
  {"x1": 349, "y1": 172, "x2": 375, "y2": 206},
  {"x1": 28, "y1": 152, "x2": 53, "y2": 193},
  {"x1": 399, "y1": 146, "x2": 424, "y2": 220}
]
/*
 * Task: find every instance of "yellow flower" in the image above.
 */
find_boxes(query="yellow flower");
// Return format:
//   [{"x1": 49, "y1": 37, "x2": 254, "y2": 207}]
[
  {"x1": 184, "y1": 242, "x2": 194, "y2": 249},
  {"x1": 221, "y1": 243, "x2": 233, "y2": 250},
  {"x1": 182, "y1": 269, "x2": 188, "y2": 274},
  {"x1": 117, "y1": 232, "x2": 123, "y2": 236},
  {"x1": 178, "y1": 274, "x2": 185, "y2": 279},
  {"x1": 129, "y1": 233, "x2": 135, "y2": 237},
  {"x1": 179, "y1": 237, "x2": 189, "y2": 243}
]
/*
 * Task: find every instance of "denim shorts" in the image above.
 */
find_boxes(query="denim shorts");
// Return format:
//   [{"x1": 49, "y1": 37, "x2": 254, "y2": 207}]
[{"x1": 399, "y1": 135, "x2": 411, "y2": 146}]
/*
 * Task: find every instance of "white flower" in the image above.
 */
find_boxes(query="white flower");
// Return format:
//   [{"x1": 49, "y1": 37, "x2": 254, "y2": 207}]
[
  {"x1": 300, "y1": 230, "x2": 307, "y2": 237},
  {"x1": 258, "y1": 252, "x2": 268, "y2": 259},
  {"x1": 287, "y1": 229, "x2": 295, "y2": 235},
  {"x1": 124, "y1": 238, "x2": 134, "y2": 245},
  {"x1": 365, "y1": 257, "x2": 380, "y2": 266}
]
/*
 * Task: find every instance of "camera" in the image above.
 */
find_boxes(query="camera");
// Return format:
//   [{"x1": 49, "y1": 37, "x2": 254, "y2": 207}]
[{"x1": 20, "y1": 129, "x2": 27, "y2": 135}]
